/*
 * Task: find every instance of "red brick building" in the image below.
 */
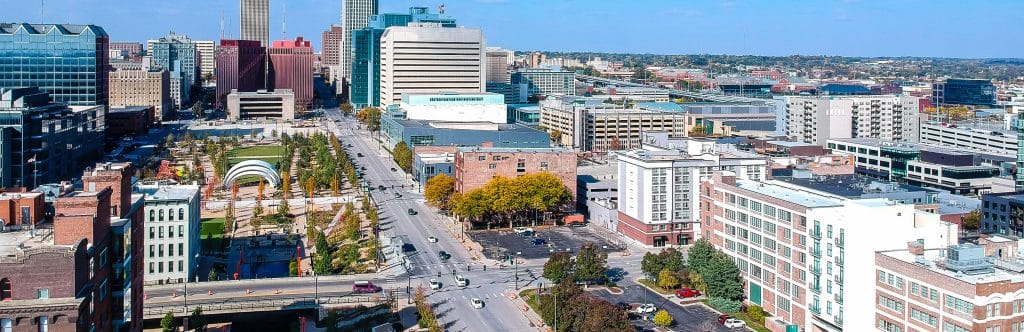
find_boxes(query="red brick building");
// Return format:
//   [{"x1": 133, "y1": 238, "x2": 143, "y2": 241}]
[
  {"x1": 0, "y1": 238, "x2": 90, "y2": 332},
  {"x1": 105, "y1": 106, "x2": 153, "y2": 137},
  {"x1": 453, "y1": 147, "x2": 577, "y2": 196},
  {"x1": 269, "y1": 37, "x2": 314, "y2": 112},
  {"x1": 0, "y1": 191, "x2": 44, "y2": 228}
]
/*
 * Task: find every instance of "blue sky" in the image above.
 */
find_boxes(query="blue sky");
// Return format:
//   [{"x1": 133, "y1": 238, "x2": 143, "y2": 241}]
[{"x1": 2, "y1": 0, "x2": 1022, "y2": 58}]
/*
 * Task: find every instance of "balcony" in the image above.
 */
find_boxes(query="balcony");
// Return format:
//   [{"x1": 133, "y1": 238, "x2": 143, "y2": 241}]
[
  {"x1": 835, "y1": 256, "x2": 844, "y2": 267},
  {"x1": 811, "y1": 247, "x2": 821, "y2": 258},
  {"x1": 835, "y1": 314, "x2": 843, "y2": 327},
  {"x1": 811, "y1": 265, "x2": 821, "y2": 275},
  {"x1": 811, "y1": 229, "x2": 822, "y2": 240},
  {"x1": 835, "y1": 236, "x2": 844, "y2": 248},
  {"x1": 835, "y1": 273, "x2": 843, "y2": 285},
  {"x1": 810, "y1": 303, "x2": 821, "y2": 315}
]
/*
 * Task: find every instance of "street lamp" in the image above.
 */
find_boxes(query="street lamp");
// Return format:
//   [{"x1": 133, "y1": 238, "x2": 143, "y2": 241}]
[{"x1": 513, "y1": 251, "x2": 522, "y2": 289}]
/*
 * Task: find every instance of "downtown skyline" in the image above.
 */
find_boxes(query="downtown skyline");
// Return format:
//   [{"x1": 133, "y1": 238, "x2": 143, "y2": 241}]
[{"x1": 0, "y1": 0, "x2": 1021, "y2": 58}]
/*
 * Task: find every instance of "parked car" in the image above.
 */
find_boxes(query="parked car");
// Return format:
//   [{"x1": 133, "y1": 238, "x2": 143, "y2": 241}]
[
  {"x1": 391, "y1": 167, "x2": 397, "y2": 172},
  {"x1": 615, "y1": 302, "x2": 631, "y2": 311},
  {"x1": 471, "y1": 298, "x2": 485, "y2": 309},
  {"x1": 513, "y1": 227, "x2": 534, "y2": 234},
  {"x1": 455, "y1": 275, "x2": 469, "y2": 287},
  {"x1": 407, "y1": 208, "x2": 418, "y2": 215},
  {"x1": 352, "y1": 281, "x2": 381, "y2": 293},
  {"x1": 427, "y1": 236, "x2": 438, "y2": 243},
  {"x1": 633, "y1": 303, "x2": 656, "y2": 314},
  {"x1": 401, "y1": 243, "x2": 416, "y2": 252},
  {"x1": 357, "y1": 153, "x2": 364, "y2": 157},
  {"x1": 394, "y1": 192, "x2": 402, "y2": 198},
  {"x1": 675, "y1": 288, "x2": 701, "y2": 298},
  {"x1": 531, "y1": 238, "x2": 547, "y2": 246},
  {"x1": 724, "y1": 318, "x2": 746, "y2": 328},
  {"x1": 438, "y1": 251, "x2": 451, "y2": 260},
  {"x1": 718, "y1": 314, "x2": 731, "y2": 325},
  {"x1": 379, "y1": 185, "x2": 387, "y2": 191},
  {"x1": 429, "y1": 279, "x2": 442, "y2": 290}
]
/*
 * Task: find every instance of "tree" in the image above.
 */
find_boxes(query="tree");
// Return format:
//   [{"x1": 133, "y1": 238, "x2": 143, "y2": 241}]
[
  {"x1": 423, "y1": 174, "x2": 455, "y2": 210},
  {"x1": 549, "y1": 129, "x2": 563, "y2": 145},
  {"x1": 962, "y1": 209, "x2": 981, "y2": 231},
  {"x1": 704, "y1": 251, "x2": 744, "y2": 301},
  {"x1": 164, "y1": 133, "x2": 175, "y2": 147},
  {"x1": 657, "y1": 269, "x2": 680, "y2": 289},
  {"x1": 573, "y1": 242, "x2": 607, "y2": 285},
  {"x1": 641, "y1": 252, "x2": 665, "y2": 280},
  {"x1": 689, "y1": 271, "x2": 707, "y2": 293},
  {"x1": 189, "y1": 307, "x2": 207, "y2": 330},
  {"x1": 653, "y1": 309, "x2": 674, "y2": 327},
  {"x1": 160, "y1": 312, "x2": 176, "y2": 332},
  {"x1": 340, "y1": 103, "x2": 354, "y2": 116},
  {"x1": 392, "y1": 141, "x2": 413, "y2": 173},
  {"x1": 688, "y1": 238, "x2": 716, "y2": 275},
  {"x1": 356, "y1": 107, "x2": 382, "y2": 131},
  {"x1": 208, "y1": 268, "x2": 217, "y2": 281},
  {"x1": 278, "y1": 194, "x2": 290, "y2": 216},
  {"x1": 289, "y1": 259, "x2": 299, "y2": 277},
  {"x1": 543, "y1": 252, "x2": 573, "y2": 283},
  {"x1": 748, "y1": 304, "x2": 766, "y2": 324}
]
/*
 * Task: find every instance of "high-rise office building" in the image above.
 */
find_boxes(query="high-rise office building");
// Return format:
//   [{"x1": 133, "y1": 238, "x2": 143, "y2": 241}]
[
  {"x1": 109, "y1": 66, "x2": 172, "y2": 120},
  {"x1": 269, "y1": 37, "x2": 315, "y2": 112},
  {"x1": 215, "y1": 40, "x2": 266, "y2": 109},
  {"x1": 511, "y1": 68, "x2": 575, "y2": 97},
  {"x1": 379, "y1": 25, "x2": 485, "y2": 106},
  {"x1": 0, "y1": 23, "x2": 110, "y2": 106},
  {"x1": 193, "y1": 40, "x2": 216, "y2": 82},
  {"x1": 486, "y1": 48, "x2": 513, "y2": 84},
  {"x1": 340, "y1": 0, "x2": 380, "y2": 89},
  {"x1": 110, "y1": 41, "x2": 144, "y2": 58},
  {"x1": 350, "y1": 7, "x2": 456, "y2": 107},
  {"x1": 240, "y1": 0, "x2": 270, "y2": 47},
  {"x1": 322, "y1": 24, "x2": 344, "y2": 80},
  {"x1": 151, "y1": 33, "x2": 199, "y2": 109},
  {"x1": 932, "y1": 78, "x2": 996, "y2": 106},
  {"x1": 0, "y1": 88, "x2": 105, "y2": 188}
]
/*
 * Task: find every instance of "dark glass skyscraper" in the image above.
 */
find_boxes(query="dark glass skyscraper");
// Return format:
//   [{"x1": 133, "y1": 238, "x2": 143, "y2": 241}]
[
  {"x1": 350, "y1": 7, "x2": 456, "y2": 107},
  {"x1": 0, "y1": 23, "x2": 110, "y2": 106}
]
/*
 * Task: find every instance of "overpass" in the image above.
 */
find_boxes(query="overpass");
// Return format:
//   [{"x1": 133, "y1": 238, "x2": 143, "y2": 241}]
[
  {"x1": 143, "y1": 293, "x2": 395, "y2": 319},
  {"x1": 576, "y1": 74, "x2": 768, "y2": 103}
]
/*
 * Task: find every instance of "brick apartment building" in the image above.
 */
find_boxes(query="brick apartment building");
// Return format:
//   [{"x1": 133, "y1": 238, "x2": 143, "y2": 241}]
[
  {"x1": 0, "y1": 162, "x2": 143, "y2": 332},
  {"x1": 453, "y1": 147, "x2": 577, "y2": 196},
  {"x1": 0, "y1": 190, "x2": 44, "y2": 228},
  {"x1": 875, "y1": 236, "x2": 1024, "y2": 332}
]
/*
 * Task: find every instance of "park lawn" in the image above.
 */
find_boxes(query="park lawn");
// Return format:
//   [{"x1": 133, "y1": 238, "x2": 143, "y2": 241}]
[
  {"x1": 228, "y1": 157, "x2": 284, "y2": 168},
  {"x1": 636, "y1": 278, "x2": 674, "y2": 295},
  {"x1": 200, "y1": 218, "x2": 226, "y2": 253},
  {"x1": 226, "y1": 145, "x2": 284, "y2": 158}
]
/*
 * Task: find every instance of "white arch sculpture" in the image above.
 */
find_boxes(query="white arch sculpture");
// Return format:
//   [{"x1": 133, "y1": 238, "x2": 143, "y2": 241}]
[{"x1": 222, "y1": 160, "x2": 282, "y2": 188}]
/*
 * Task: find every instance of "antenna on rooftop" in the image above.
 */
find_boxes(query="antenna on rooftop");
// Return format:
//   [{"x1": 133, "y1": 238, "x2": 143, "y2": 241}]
[
  {"x1": 282, "y1": 3, "x2": 287, "y2": 40},
  {"x1": 220, "y1": 11, "x2": 225, "y2": 40},
  {"x1": 40, "y1": 0, "x2": 44, "y2": 23}
]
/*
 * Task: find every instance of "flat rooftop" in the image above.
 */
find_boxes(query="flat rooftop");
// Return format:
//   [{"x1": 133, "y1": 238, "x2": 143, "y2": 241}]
[
  {"x1": 0, "y1": 228, "x2": 63, "y2": 257},
  {"x1": 456, "y1": 147, "x2": 572, "y2": 154},
  {"x1": 137, "y1": 184, "x2": 199, "y2": 201},
  {"x1": 734, "y1": 178, "x2": 843, "y2": 208},
  {"x1": 881, "y1": 248, "x2": 1024, "y2": 285},
  {"x1": 395, "y1": 119, "x2": 541, "y2": 134}
]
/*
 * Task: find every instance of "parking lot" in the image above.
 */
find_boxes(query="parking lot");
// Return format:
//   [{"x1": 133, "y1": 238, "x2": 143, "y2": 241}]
[
  {"x1": 468, "y1": 225, "x2": 624, "y2": 260},
  {"x1": 587, "y1": 281, "x2": 736, "y2": 332}
]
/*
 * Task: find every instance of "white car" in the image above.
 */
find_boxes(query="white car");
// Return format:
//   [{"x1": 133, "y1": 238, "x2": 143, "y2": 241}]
[
  {"x1": 429, "y1": 279, "x2": 442, "y2": 290},
  {"x1": 455, "y1": 275, "x2": 469, "y2": 287},
  {"x1": 513, "y1": 227, "x2": 534, "y2": 234},
  {"x1": 634, "y1": 303, "x2": 656, "y2": 314},
  {"x1": 724, "y1": 318, "x2": 746, "y2": 328},
  {"x1": 471, "y1": 298, "x2": 485, "y2": 309},
  {"x1": 427, "y1": 236, "x2": 438, "y2": 243}
]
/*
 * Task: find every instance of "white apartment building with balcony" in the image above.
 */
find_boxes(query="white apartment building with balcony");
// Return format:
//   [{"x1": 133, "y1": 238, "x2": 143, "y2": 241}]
[
  {"x1": 783, "y1": 95, "x2": 920, "y2": 146},
  {"x1": 379, "y1": 25, "x2": 486, "y2": 106},
  {"x1": 700, "y1": 172, "x2": 957, "y2": 332}
]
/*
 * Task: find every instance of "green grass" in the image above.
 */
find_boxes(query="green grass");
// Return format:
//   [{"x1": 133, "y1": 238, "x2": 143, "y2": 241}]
[
  {"x1": 228, "y1": 157, "x2": 284, "y2": 168},
  {"x1": 200, "y1": 218, "x2": 226, "y2": 253},
  {"x1": 636, "y1": 278, "x2": 674, "y2": 295},
  {"x1": 519, "y1": 289, "x2": 540, "y2": 312},
  {"x1": 226, "y1": 145, "x2": 284, "y2": 158}
]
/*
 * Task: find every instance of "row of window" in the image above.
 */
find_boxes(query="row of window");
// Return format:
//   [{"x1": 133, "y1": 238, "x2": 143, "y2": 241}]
[
  {"x1": 148, "y1": 260, "x2": 185, "y2": 274},
  {"x1": 149, "y1": 225, "x2": 185, "y2": 239},
  {"x1": 148, "y1": 243, "x2": 185, "y2": 258},
  {"x1": 149, "y1": 208, "x2": 186, "y2": 222}
]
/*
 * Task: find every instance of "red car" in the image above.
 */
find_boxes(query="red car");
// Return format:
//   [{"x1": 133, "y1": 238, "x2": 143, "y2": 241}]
[
  {"x1": 718, "y1": 314, "x2": 731, "y2": 325},
  {"x1": 675, "y1": 288, "x2": 701, "y2": 298}
]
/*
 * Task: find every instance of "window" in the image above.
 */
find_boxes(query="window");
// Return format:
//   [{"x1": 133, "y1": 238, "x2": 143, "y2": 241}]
[
  {"x1": 943, "y1": 322, "x2": 969, "y2": 332},
  {"x1": 987, "y1": 326, "x2": 1003, "y2": 332},
  {"x1": 149, "y1": 245, "x2": 154, "y2": 258},
  {"x1": 878, "y1": 270, "x2": 903, "y2": 289},
  {"x1": 168, "y1": 261, "x2": 173, "y2": 272},
  {"x1": 36, "y1": 288, "x2": 48, "y2": 299},
  {"x1": 159, "y1": 209, "x2": 164, "y2": 221},
  {"x1": 149, "y1": 210, "x2": 155, "y2": 221},
  {"x1": 987, "y1": 303, "x2": 1001, "y2": 318},
  {"x1": 168, "y1": 208, "x2": 174, "y2": 221},
  {"x1": 158, "y1": 262, "x2": 163, "y2": 273},
  {"x1": 178, "y1": 260, "x2": 183, "y2": 272},
  {"x1": 488, "y1": 163, "x2": 496, "y2": 169},
  {"x1": 179, "y1": 225, "x2": 184, "y2": 238},
  {"x1": 910, "y1": 308, "x2": 937, "y2": 326},
  {"x1": 168, "y1": 244, "x2": 174, "y2": 256},
  {"x1": 879, "y1": 295, "x2": 904, "y2": 312},
  {"x1": 149, "y1": 227, "x2": 154, "y2": 239},
  {"x1": 37, "y1": 316, "x2": 47, "y2": 332},
  {"x1": 179, "y1": 208, "x2": 185, "y2": 220},
  {"x1": 169, "y1": 226, "x2": 174, "y2": 238},
  {"x1": 1, "y1": 319, "x2": 10, "y2": 332},
  {"x1": 878, "y1": 319, "x2": 903, "y2": 332},
  {"x1": 945, "y1": 295, "x2": 972, "y2": 314},
  {"x1": 478, "y1": 156, "x2": 485, "y2": 161},
  {"x1": 159, "y1": 227, "x2": 164, "y2": 238},
  {"x1": 178, "y1": 243, "x2": 184, "y2": 257},
  {"x1": 149, "y1": 262, "x2": 154, "y2": 274},
  {"x1": 0, "y1": 279, "x2": 11, "y2": 301}
]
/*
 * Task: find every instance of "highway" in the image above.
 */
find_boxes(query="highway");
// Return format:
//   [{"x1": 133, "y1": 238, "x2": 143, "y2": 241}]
[{"x1": 323, "y1": 109, "x2": 541, "y2": 331}]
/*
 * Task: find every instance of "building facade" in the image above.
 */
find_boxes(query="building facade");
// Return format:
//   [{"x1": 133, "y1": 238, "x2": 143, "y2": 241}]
[
  {"x1": 453, "y1": 147, "x2": 577, "y2": 196},
  {"x1": 875, "y1": 239, "x2": 1024, "y2": 332},
  {"x1": 269, "y1": 37, "x2": 315, "y2": 112},
  {"x1": 701, "y1": 172, "x2": 957, "y2": 332},
  {"x1": 539, "y1": 97, "x2": 689, "y2": 151},
  {"x1": 240, "y1": 0, "x2": 270, "y2": 47},
  {"x1": 933, "y1": 79, "x2": 996, "y2": 106},
  {"x1": 214, "y1": 39, "x2": 266, "y2": 109},
  {"x1": 616, "y1": 141, "x2": 767, "y2": 247},
  {"x1": 109, "y1": 42, "x2": 143, "y2": 58},
  {"x1": 108, "y1": 67, "x2": 172, "y2": 120},
  {"x1": 321, "y1": 24, "x2": 343, "y2": 76},
  {"x1": 0, "y1": 88, "x2": 105, "y2": 188},
  {"x1": 193, "y1": 40, "x2": 216, "y2": 82},
  {"x1": 340, "y1": 0, "x2": 380, "y2": 87},
  {"x1": 920, "y1": 120, "x2": 1016, "y2": 156},
  {"x1": 0, "y1": 23, "x2": 109, "y2": 106},
  {"x1": 350, "y1": 7, "x2": 457, "y2": 107},
  {"x1": 227, "y1": 89, "x2": 296, "y2": 120},
  {"x1": 137, "y1": 183, "x2": 201, "y2": 284},
  {"x1": 151, "y1": 32, "x2": 198, "y2": 108},
  {"x1": 511, "y1": 68, "x2": 575, "y2": 98},
  {"x1": 380, "y1": 117, "x2": 549, "y2": 150},
  {"x1": 783, "y1": 95, "x2": 920, "y2": 146},
  {"x1": 106, "y1": 106, "x2": 153, "y2": 137},
  {"x1": 486, "y1": 48, "x2": 512, "y2": 84},
  {"x1": 396, "y1": 93, "x2": 506, "y2": 124},
  {"x1": 379, "y1": 25, "x2": 485, "y2": 106}
]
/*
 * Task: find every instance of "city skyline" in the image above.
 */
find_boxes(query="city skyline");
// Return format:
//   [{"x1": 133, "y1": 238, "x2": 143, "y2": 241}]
[{"x1": 1, "y1": 0, "x2": 1021, "y2": 58}]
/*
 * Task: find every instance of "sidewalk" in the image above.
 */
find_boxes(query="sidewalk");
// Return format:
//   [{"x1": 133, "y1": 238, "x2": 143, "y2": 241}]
[{"x1": 508, "y1": 290, "x2": 548, "y2": 332}]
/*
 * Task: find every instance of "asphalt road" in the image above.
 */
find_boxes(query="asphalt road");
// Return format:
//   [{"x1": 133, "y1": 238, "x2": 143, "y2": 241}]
[{"x1": 323, "y1": 109, "x2": 539, "y2": 331}]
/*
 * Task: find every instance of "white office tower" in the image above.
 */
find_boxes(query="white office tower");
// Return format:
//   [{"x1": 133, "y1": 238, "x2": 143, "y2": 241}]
[
  {"x1": 340, "y1": 0, "x2": 379, "y2": 88},
  {"x1": 379, "y1": 24, "x2": 486, "y2": 106},
  {"x1": 239, "y1": 0, "x2": 270, "y2": 47}
]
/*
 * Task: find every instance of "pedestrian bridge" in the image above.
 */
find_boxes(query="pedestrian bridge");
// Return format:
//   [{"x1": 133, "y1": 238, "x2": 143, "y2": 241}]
[{"x1": 143, "y1": 293, "x2": 396, "y2": 319}]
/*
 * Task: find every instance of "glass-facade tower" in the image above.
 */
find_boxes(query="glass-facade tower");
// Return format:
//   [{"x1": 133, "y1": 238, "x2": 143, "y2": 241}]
[
  {"x1": 151, "y1": 33, "x2": 198, "y2": 107},
  {"x1": 350, "y1": 7, "x2": 456, "y2": 107},
  {"x1": 0, "y1": 23, "x2": 109, "y2": 106}
]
